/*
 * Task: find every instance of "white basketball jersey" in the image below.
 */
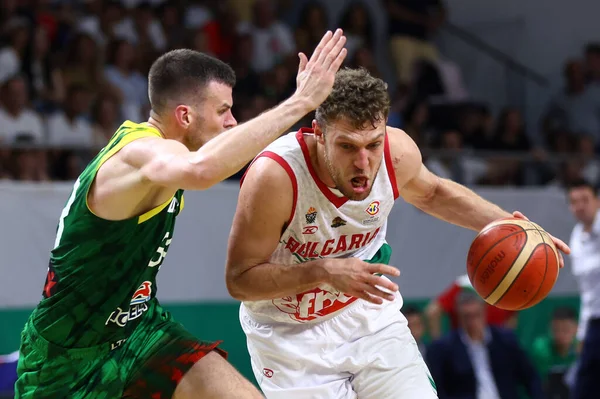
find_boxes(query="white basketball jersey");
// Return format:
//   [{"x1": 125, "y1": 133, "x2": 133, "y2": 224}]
[{"x1": 241, "y1": 128, "x2": 399, "y2": 324}]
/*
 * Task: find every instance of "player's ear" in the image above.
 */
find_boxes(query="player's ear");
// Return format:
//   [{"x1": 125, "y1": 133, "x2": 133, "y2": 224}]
[
  {"x1": 175, "y1": 105, "x2": 192, "y2": 129},
  {"x1": 313, "y1": 120, "x2": 325, "y2": 144}
]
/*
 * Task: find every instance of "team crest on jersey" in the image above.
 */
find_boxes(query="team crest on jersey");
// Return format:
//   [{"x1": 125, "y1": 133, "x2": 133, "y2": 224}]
[
  {"x1": 305, "y1": 207, "x2": 317, "y2": 224},
  {"x1": 365, "y1": 201, "x2": 380, "y2": 216},
  {"x1": 331, "y1": 217, "x2": 346, "y2": 228}
]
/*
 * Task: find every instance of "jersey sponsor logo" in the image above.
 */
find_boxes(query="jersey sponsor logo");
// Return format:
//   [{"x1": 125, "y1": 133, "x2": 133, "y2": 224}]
[
  {"x1": 305, "y1": 207, "x2": 317, "y2": 224},
  {"x1": 273, "y1": 287, "x2": 358, "y2": 322},
  {"x1": 302, "y1": 226, "x2": 318, "y2": 235},
  {"x1": 130, "y1": 281, "x2": 152, "y2": 305},
  {"x1": 365, "y1": 201, "x2": 380, "y2": 216},
  {"x1": 106, "y1": 281, "x2": 153, "y2": 327},
  {"x1": 262, "y1": 368, "x2": 274, "y2": 378},
  {"x1": 362, "y1": 216, "x2": 380, "y2": 225},
  {"x1": 331, "y1": 217, "x2": 346, "y2": 228},
  {"x1": 284, "y1": 227, "x2": 381, "y2": 258},
  {"x1": 106, "y1": 303, "x2": 149, "y2": 327},
  {"x1": 110, "y1": 338, "x2": 128, "y2": 351}
]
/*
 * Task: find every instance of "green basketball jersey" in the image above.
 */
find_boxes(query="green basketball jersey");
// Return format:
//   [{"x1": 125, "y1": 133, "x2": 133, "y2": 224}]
[{"x1": 30, "y1": 121, "x2": 185, "y2": 348}]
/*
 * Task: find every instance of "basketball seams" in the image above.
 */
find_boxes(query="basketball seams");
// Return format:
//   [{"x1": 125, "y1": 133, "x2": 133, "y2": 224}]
[
  {"x1": 492, "y1": 240, "x2": 545, "y2": 306},
  {"x1": 516, "y1": 243, "x2": 550, "y2": 310},
  {"x1": 467, "y1": 227, "x2": 527, "y2": 283},
  {"x1": 484, "y1": 228, "x2": 546, "y2": 305}
]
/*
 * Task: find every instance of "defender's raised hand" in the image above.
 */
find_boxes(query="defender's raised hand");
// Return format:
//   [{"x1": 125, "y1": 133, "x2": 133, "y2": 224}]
[{"x1": 294, "y1": 29, "x2": 347, "y2": 111}]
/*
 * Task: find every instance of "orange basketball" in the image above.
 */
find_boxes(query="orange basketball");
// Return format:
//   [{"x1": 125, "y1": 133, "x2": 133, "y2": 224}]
[{"x1": 466, "y1": 218, "x2": 560, "y2": 311}]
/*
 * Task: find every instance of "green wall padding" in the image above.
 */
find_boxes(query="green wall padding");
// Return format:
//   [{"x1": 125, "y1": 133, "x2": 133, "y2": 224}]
[{"x1": 0, "y1": 296, "x2": 581, "y2": 386}]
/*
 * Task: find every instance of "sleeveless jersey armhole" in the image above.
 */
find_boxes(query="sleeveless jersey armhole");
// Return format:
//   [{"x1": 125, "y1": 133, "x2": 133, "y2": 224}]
[
  {"x1": 384, "y1": 132, "x2": 400, "y2": 200},
  {"x1": 84, "y1": 122, "x2": 165, "y2": 221},
  {"x1": 240, "y1": 151, "x2": 298, "y2": 226}
]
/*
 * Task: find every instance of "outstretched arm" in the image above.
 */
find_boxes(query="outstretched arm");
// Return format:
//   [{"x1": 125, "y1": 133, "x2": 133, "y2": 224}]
[
  {"x1": 126, "y1": 30, "x2": 348, "y2": 191},
  {"x1": 388, "y1": 127, "x2": 570, "y2": 260},
  {"x1": 388, "y1": 127, "x2": 510, "y2": 231}
]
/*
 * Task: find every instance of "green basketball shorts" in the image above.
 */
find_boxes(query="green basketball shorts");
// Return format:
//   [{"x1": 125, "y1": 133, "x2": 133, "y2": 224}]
[{"x1": 15, "y1": 306, "x2": 226, "y2": 398}]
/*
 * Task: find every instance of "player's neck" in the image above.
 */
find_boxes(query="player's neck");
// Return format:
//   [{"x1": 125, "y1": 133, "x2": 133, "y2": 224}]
[{"x1": 311, "y1": 139, "x2": 336, "y2": 188}]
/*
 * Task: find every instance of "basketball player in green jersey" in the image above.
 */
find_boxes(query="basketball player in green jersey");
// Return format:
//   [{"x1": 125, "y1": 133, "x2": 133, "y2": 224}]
[{"x1": 15, "y1": 30, "x2": 348, "y2": 399}]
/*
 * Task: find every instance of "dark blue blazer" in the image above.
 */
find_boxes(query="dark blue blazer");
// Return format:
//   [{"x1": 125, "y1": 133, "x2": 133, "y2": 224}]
[{"x1": 425, "y1": 326, "x2": 544, "y2": 399}]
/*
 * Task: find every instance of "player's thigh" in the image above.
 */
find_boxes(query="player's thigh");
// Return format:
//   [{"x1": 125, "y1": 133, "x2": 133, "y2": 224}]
[
  {"x1": 121, "y1": 320, "x2": 247, "y2": 399},
  {"x1": 350, "y1": 311, "x2": 438, "y2": 399},
  {"x1": 173, "y1": 351, "x2": 263, "y2": 399}
]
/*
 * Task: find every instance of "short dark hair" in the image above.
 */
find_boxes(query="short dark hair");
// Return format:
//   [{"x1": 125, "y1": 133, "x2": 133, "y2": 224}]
[
  {"x1": 315, "y1": 67, "x2": 389, "y2": 131},
  {"x1": 455, "y1": 289, "x2": 483, "y2": 308},
  {"x1": 148, "y1": 49, "x2": 236, "y2": 114},
  {"x1": 552, "y1": 306, "x2": 577, "y2": 321},
  {"x1": 403, "y1": 305, "x2": 421, "y2": 317},
  {"x1": 566, "y1": 178, "x2": 598, "y2": 196}
]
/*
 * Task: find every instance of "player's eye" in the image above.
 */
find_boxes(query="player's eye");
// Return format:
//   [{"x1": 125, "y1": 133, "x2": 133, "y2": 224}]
[
  {"x1": 339, "y1": 143, "x2": 354, "y2": 150},
  {"x1": 367, "y1": 142, "x2": 382, "y2": 150}
]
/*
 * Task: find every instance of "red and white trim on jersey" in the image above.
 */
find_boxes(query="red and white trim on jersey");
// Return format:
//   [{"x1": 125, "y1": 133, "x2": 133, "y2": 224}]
[
  {"x1": 241, "y1": 128, "x2": 398, "y2": 324},
  {"x1": 241, "y1": 151, "x2": 298, "y2": 226}
]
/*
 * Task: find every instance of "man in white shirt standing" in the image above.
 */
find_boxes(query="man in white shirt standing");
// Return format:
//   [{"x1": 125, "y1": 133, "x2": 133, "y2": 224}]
[{"x1": 567, "y1": 179, "x2": 600, "y2": 399}]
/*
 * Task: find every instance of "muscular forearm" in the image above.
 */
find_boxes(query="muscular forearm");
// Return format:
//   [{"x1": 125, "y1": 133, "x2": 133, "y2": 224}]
[
  {"x1": 227, "y1": 259, "x2": 328, "y2": 301},
  {"x1": 417, "y1": 178, "x2": 511, "y2": 231},
  {"x1": 188, "y1": 96, "x2": 310, "y2": 186}
]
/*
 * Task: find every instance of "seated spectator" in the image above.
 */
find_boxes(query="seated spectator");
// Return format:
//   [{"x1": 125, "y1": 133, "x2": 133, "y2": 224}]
[
  {"x1": 338, "y1": 2, "x2": 374, "y2": 61},
  {"x1": 91, "y1": 94, "x2": 120, "y2": 148},
  {"x1": 295, "y1": 2, "x2": 329, "y2": 58},
  {"x1": 104, "y1": 39, "x2": 148, "y2": 123},
  {"x1": 0, "y1": 17, "x2": 29, "y2": 85},
  {"x1": 21, "y1": 25, "x2": 65, "y2": 112},
  {"x1": 579, "y1": 135, "x2": 600, "y2": 185},
  {"x1": 61, "y1": 33, "x2": 105, "y2": 96},
  {"x1": 530, "y1": 307, "x2": 578, "y2": 399},
  {"x1": 47, "y1": 84, "x2": 93, "y2": 149},
  {"x1": 383, "y1": 0, "x2": 446, "y2": 87},
  {"x1": 425, "y1": 130, "x2": 487, "y2": 186},
  {"x1": 426, "y1": 290, "x2": 544, "y2": 399},
  {"x1": 0, "y1": 75, "x2": 45, "y2": 145},
  {"x1": 237, "y1": 0, "x2": 295, "y2": 73},
  {"x1": 404, "y1": 305, "x2": 427, "y2": 356},
  {"x1": 425, "y1": 274, "x2": 516, "y2": 340},
  {"x1": 492, "y1": 107, "x2": 531, "y2": 152},
  {"x1": 541, "y1": 60, "x2": 600, "y2": 145},
  {"x1": 77, "y1": 0, "x2": 124, "y2": 48}
]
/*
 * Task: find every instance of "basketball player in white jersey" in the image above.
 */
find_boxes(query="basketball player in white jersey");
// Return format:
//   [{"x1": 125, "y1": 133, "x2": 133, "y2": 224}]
[{"x1": 225, "y1": 68, "x2": 570, "y2": 398}]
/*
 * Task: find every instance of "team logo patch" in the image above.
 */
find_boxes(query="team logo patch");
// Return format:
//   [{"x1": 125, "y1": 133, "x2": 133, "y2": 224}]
[
  {"x1": 131, "y1": 281, "x2": 152, "y2": 305},
  {"x1": 331, "y1": 217, "x2": 346, "y2": 228},
  {"x1": 263, "y1": 368, "x2": 274, "y2": 378},
  {"x1": 305, "y1": 207, "x2": 317, "y2": 224},
  {"x1": 365, "y1": 201, "x2": 380, "y2": 216},
  {"x1": 302, "y1": 226, "x2": 318, "y2": 234}
]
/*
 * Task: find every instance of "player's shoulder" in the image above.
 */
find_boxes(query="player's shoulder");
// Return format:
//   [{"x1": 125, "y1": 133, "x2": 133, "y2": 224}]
[
  {"x1": 242, "y1": 154, "x2": 294, "y2": 192},
  {"x1": 385, "y1": 126, "x2": 422, "y2": 173}
]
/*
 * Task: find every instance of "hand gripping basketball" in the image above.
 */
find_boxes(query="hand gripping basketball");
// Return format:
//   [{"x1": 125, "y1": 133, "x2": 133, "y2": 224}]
[
  {"x1": 323, "y1": 258, "x2": 400, "y2": 305},
  {"x1": 466, "y1": 212, "x2": 571, "y2": 311}
]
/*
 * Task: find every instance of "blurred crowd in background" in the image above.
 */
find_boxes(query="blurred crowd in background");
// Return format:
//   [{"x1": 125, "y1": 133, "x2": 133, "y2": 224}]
[{"x1": 1, "y1": 0, "x2": 600, "y2": 186}]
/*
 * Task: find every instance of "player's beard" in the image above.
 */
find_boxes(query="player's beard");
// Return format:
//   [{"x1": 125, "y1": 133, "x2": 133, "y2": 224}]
[{"x1": 323, "y1": 149, "x2": 379, "y2": 201}]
